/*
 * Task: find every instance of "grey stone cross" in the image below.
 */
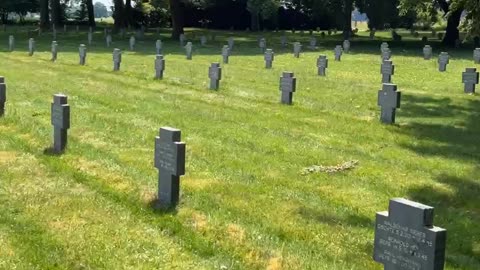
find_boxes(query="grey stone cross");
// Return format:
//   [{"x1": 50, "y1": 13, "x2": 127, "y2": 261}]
[
  {"x1": 259, "y1": 38, "x2": 266, "y2": 53},
  {"x1": 334, "y1": 45, "x2": 343, "y2": 61},
  {"x1": 293, "y1": 42, "x2": 302, "y2": 58},
  {"x1": 377, "y1": 83, "x2": 401, "y2": 124},
  {"x1": 200, "y1": 35, "x2": 207, "y2": 46},
  {"x1": 179, "y1": 34, "x2": 186, "y2": 47},
  {"x1": 185, "y1": 42, "x2": 193, "y2": 60},
  {"x1": 423, "y1": 45, "x2": 433, "y2": 60},
  {"x1": 462, "y1": 68, "x2": 479, "y2": 94},
  {"x1": 281, "y1": 35, "x2": 287, "y2": 48},
  {"x1": 373, "y1": 198, "x2": 447, "y2": 270},
  {"x1": 51, "y1": 94, "x2": 70, "y2": 153},
  {"x1": 106, "y1": 34, "x2": 112, "y2": 47},
  {"x1": 265, "y1": 49, "x2": 274, "y2": 69},
  {"x1": 222, "y1": 45, "x2": 230, "y2": 64},
  {"x1": 473, "y1": 48, "x2": 480, "y2": 64},
  {"x1": 228, "y1": 37, "x2": 234, "y2": 50},
  {"x1": 309, "y1": 37, "x2": 317, "y2": 50},
  {"x1": 0, "y1": 77, "x2": 6, "y2": 117},
  {"x1": 343, "y1": 40, "x2": 350, "y2": 53},
  {"x1": 8, "y1": 35, "x2": 14, "y2": 51},
  {"x1": 155, "y1": 55, "x2": 165, "y2": 79},
  {"x1": 438, "y1": 52, "x2": 449, "y2": 72},
  {"x1": 381, "y1": 48, "x2": 391, "y2": 61},
  {"x1": 156, "y1": 40, "x2": 163, "y2": 55},
  {"x1": 51, "y1": 41, "x2": 58, "y2": 62},
  {"x1": 28, "y1": 38, "x2": 35, "y2": 56},
  {"x1": 113, "y1": 48, "x2": 122, "y2": 71},
  {"x1": 154, "y1": 127, "x2": 186, "y2": 208},
  {"x1": 87, "y1": 31, "x2": 92, "y2": 45},
  {"x1": 317, "y1": 55, "x2": 328, "y2": 76},
  {"x1": 208, "y1": 63, "x2": 222, "y2": 90},
  {"x1": 129, "y1": 36, "x2": 135, "y2": 51},
  {"x1": 380, "y1": 42, "x2": 389, "y2": 53},
  {"x1": 79, "y1": 44, "x2": 87, "y2": 65},
  {"x1": 381, "y1": 60, "x2": 395, "y2": 83},
  {"x1": 279, "y1": 72, "x2": 297, "y2": 105}
]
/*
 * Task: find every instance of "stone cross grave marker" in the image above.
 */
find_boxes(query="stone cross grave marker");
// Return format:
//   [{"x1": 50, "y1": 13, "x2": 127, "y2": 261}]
[
  {"x1": 343, "y1": 40, "x2": 351, "y2": 53},
  {"x1": 155, "y1": 55, "x2": 165, "y2": 79},
  {"x1": 0, "y1": 77, "x2": 6, "y2": 117},
  {"x1": 381, "y1": 60, "x2": 395, "y2": 84},
  {"x1": 317, "y1": 55, "x2": 328, "y2": 76},
  {"x1": 154, "y1": 127, "x2": 186, "y2": 208},
  {"x1": 200, "y1": 35, "x2": 207, "y2": 46},
  {"x1": 373, "y1": 198, "x2": 447, "y2": 270},
  {"x1": 377, "y1": 83, "x2": 401, "y2": 124},
  {"x1": 51, "y1": 41, "x2": 58, "y2": 62},
  {"x1": 281, "y1": 35, "x2": 287, "y2": 48},
  {"x1": 265, "y1": 49, "x2": 274, "y2": 69},
  {"x1": 438, "y1": 52, "x2": 449, "y2": 72},
  {"x1": 380, "y1": 42, "x2": 389, "y2": 53},
  {"x1": 28, "y1": 38, "x2": 35, "y2": 56},
  {"x1": 259, "y1": 38, "x2": 266, "y2": 53},
  {"x1": 185, "y1": 42, "x2": 193, "y2": 60},
  {"x1": 423, "y1": 45, "x2": 433, "y2": 60},
  {"x1": 106, "y1": 34, "x2": 112, "y2": 47},
  {"x1": 309, "y1": 37, "x2": 317, "y2": 50},
  {"x1": 222, "y1": 45, "x2": 230, "y2": 64},
  {"x1": 381, "y1": 48, "x2": 392, "y2": 61},
  {"x1": 228, "y1": 37, "x2": 234, "y2": 50},
  {"x1": 334, "y1": 45, "x2": 343, "y2": 61},
  {"x1": 113, "y1": 49, "x2": 122, "y2": 71},
  {"x1": 279, "y1": 72, "x2": 297, "y2": 105},
  {"x1": 87, "y1": 31, "x2": 92, "y2": 45},
  {"x1": 208, "y1": 63, "x2": 222, "y2": 90},
  {"x1": 293, "y1": 42, "x2": 302, "y2": 58},
  {"x1": 473, "y1": 48, "x2": 480, "y2": 64},
  {"x1": 8, "y1": 35, "x2": 14, "y2": 51},
  {"x1": 129, "y1": 36, "x2": 135, "y2": 51},
  {"x1": 79, "y1": 44, "x2": 87, "y2": 65},
  {"x1": 51, "y1": 94, "x2": 70, "y2": 153},
  {"x1": 179, "y1": 34, "x2": 186, "y2": 47},
  {"x1": 156, "y1": 40, "x2": 162, "y2": 55},
  {"x1": 462, "y1": 68, "x2": 479, "y2": 94}
]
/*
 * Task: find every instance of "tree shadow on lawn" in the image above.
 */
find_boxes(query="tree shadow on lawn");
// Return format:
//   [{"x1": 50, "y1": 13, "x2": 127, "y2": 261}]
[
  {"x1": 397, "y1": 95, "x2": 480, "y2": 162},
  {"x1": 407, "y1": 174, "x2": 480, "y2": 269}
]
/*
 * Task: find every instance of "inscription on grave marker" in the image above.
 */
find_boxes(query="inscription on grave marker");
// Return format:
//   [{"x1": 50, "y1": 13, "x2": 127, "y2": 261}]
[
  {"x1": 377, "y1": 83, "x2": 401, "y2": 124},
  {"x1": 279, "y1": 72, "x2": 296, "y2": 105},
  {"x1": 265, "y1": 49, "x2": 274, "y2": 69},
  {"x1": 373, "y1": 198, "x2": 447, "y2": 270},
  {"x1": 317, "y1": 55, "x2": 328, "y2": 76},
  {"x1": 334, "y1": 45, "x2": 343, "y2": 61},
  {"x1": 438, "y1": 52, "x2": 449, "y2": 72},
  {"x1": 155, "y1": 55, "x2": 165, "y2": 79},
  {"x1": 208, "y1": 63, "x2": 222, "y2": 90},
  {"x1": 113, "y1": 49, "x2": 122, "y2": 71},
  {"x1": 423, "y1": 45, "x2": 433, "y2": 60},
  {"x1": 462, "y1": 68, "x2": 479, "y2": 94},
  {"x1": 293, "y1": 42, "x2": 302, "y2": 58}
]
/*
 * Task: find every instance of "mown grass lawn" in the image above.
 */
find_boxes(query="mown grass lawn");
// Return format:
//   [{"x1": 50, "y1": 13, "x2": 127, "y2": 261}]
[{"x1": 0, "y1": 26, "x2": 479, "y2": 269}]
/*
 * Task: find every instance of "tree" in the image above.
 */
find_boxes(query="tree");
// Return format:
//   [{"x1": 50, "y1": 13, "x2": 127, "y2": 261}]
[
  {"x1": 40, "y1": 0, "x2": 50, "y2": 29},
  {"x1": 86, "y1": 0, "x2": 95, "y2": 26},
  {"x1": 51, "y1": 0, "x2": 62, "y2": 26},
  {"x1": 94, "y1": 1, "x2": 108, "y2": 18},
  {"x1": 246, "y1": 0, "x2": 280, "y2": 31},
  {"x1": 169, "y1": 0, "x2": 184, "y2": 39}
]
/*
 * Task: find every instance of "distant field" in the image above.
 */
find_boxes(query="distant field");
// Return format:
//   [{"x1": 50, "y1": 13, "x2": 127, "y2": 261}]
[{"x1": 0, "y1": 26, "x2": 479, "y2": 269}]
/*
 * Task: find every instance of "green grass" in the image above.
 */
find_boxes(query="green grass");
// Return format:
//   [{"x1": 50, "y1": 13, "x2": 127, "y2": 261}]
[{"x1": 0, "y1": 26, "x2": 479, "y2": 269}]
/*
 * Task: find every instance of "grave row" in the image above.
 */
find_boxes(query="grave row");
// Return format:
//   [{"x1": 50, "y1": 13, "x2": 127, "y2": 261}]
[{"x1": 0, "y1": 80, "x2": 449, "y2": 269}]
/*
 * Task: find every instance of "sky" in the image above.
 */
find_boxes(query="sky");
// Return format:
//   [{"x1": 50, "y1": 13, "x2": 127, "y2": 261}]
[{"x1": 95, "y1": 0, "x2": 112, "y2": 7}]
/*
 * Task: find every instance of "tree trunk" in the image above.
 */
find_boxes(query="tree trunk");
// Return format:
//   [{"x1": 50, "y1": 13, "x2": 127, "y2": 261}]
[
  {"x1": 125, "y1": 0, "x2": 132, "y2": 27},
  {"x1": 40, "y1": 0, "x2": 50, "y2": 29},
  {"x1": 169, "y1": 0, "x2": 184, "y2": 39},
  {"x1": 86, "y1": 0, "x2": 96, "y2": 27},
  {"x1": 250, "y1": 11, "x2": 260, "y2": 31},
  {"x1": 442, "y1": 8, "x2": 463, "y2": 47},
  {"x1": 113, "y1": 0, "x2": 125, "y2": 30},
  {"x1": 343, "y1": 0, "x2": 353, "y2": 39},
  {"x1": 51, "y1": 0, "x2": 61, "y2": 27}
]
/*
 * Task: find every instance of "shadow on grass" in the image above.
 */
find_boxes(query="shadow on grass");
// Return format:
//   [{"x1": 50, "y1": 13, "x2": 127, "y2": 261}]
[
  {"x1": 407, "y1": 173, "x2": 480, "y2": 269},
  {"x1": 396, "y1": 95, "x2": 480, "y2": 162},
  {"x1": 297, "y1": 206, "x2": 373, "y2": 228}
]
